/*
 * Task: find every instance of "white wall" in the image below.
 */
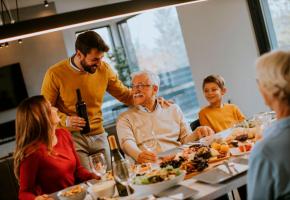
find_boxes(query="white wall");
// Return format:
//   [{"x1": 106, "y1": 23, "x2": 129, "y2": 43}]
[
  {"x1": 177, "y1": 0, "x2": 268, "y2": 117},
  {"x1": 0, "y1": 32, "x2": 67, "y2": 157},
  {"x1": 0, "y1": 32, "x2": 67, "y2": 123}
]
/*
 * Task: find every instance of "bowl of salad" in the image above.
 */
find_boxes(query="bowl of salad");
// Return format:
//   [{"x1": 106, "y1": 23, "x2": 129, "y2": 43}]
[{"x1": 132, "y1": 166, "x2": 185, "y2": 195}]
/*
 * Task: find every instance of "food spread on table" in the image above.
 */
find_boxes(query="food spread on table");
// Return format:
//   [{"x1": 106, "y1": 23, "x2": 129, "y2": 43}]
[
  {"x1": 54, "y1": 116, "x2": 272, "y2": 199},
  {"x1": 159, "y1": 143, "x2": 230, "y2": 175},
  {"x1": 132, "y1": 166, "x2": 183, "y2": 185},
  {"x1": 60, "y1": 185, "x2": 85, "y2": 197}
]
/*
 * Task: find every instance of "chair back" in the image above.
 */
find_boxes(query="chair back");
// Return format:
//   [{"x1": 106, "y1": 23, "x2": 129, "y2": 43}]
[
  {"x1": 0, "y1": 155, "x2": 19, "y2": 200},
  {"x1": 190, "y1": 119, "x2": 200, "y2": 131}
]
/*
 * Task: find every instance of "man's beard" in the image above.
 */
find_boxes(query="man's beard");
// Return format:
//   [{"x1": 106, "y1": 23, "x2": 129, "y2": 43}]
[{"x1": 80, "y1": 60, "x2": 97, "y2": 74}]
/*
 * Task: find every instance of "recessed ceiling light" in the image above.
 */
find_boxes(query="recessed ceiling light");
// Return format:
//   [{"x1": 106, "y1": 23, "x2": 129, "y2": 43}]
[{"x1": 44, "y1": 0, "x2": 49, "y2": 8}]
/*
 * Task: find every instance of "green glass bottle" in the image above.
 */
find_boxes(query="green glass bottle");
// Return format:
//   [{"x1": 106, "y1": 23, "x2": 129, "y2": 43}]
[{"x1": 108, "y1": 135, "x2": 134, "y2": 196}]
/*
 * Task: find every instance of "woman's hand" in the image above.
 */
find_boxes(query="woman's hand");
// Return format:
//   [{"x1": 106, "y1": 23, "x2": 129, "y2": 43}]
[
  {"x1": 91, "y1": 173, "x2": 101, "y2": 180},
  {"x1": 35, "y1": 194, "x2": 54, "y2": 200}
]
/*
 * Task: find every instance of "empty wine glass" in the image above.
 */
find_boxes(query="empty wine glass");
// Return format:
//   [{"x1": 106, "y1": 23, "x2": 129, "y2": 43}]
[
  {"x1": 142, "y1": 130, "x2": 158, "y2": 152},
  {"x1": 112, "y1": 159, "x2": 133, "y2": 197},
  {"x1": 89, "y1": 152, "x2": 107, "y2": 178}
]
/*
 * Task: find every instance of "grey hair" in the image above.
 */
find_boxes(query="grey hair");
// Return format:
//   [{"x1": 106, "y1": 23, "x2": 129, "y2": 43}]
[
  {"x1": 131, "y1": 70, "x2": 160, "y2": 87},
  {"x1": 256, "y1": 50, "x2": 290, "y2": 105}
]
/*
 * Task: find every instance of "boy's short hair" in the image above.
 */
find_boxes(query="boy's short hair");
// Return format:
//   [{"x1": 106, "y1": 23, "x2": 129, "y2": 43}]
[{"x1": 202, "y1": 75, "x2": 225, "y2": 89}]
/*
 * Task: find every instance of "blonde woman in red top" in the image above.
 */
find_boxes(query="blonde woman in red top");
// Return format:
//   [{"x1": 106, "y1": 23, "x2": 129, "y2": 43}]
[{"x1": 14, "y1": 96, "x2": 100, "y2": 200}]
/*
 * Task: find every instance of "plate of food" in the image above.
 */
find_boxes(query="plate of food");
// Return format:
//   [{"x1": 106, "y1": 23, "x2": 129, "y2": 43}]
[
  {"x1": 226, "y1": 127, "x2": 261, "y2": 145},
  {"x1": 132, "y1": 166, "x2": 185, "y2": 195},
  {"x1": 208, "y1": 138, "x2": 231, "y2": 163},
  {"x1": 230, "y1": 143, "x2": 253, "y2": 156},
  {"x1": 57, "y1": 184, "x2": 87, "y2": 200}
]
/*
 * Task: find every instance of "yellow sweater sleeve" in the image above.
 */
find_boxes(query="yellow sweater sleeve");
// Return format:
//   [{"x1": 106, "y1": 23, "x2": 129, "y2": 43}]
[
  {"x1": 41, "y1": 69, "x2": 67, "y2": 127},
  {"x1": 234, "y1": 105, "x2": 246, "y2": 121},
  {"x1": 106, "y1": 66, "x2": 133, "y2": 105}
]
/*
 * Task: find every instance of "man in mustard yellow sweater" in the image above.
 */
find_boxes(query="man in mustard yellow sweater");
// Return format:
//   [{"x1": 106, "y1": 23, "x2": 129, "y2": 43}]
[{"x1": 41, "y1": 31, "x2": 133, "y2": 169}]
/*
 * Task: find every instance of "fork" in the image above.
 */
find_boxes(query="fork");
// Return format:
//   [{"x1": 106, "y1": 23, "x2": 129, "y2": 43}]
[{"x1": 223, "y1": 161, "x2": 234, "y2": 175}]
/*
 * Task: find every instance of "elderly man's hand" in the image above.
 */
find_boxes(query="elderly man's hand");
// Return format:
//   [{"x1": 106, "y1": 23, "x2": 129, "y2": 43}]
[
  {"x1": 194, "y1": 126, "x2": 214, "y2": 139},
  {"x1": 137, "y1": 150, "x2": 157, "y2": 163},
  {"x1": 157, "y1": 97, "x2": 174, "y2": 108}
]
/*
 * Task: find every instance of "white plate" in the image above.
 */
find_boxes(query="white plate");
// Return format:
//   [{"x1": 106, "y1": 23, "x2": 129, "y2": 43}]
[
  {"x1": 132, "y1": 172, "x2": 186, "y2": 196},
  {"x1": 199, "y1": 136, "x2": 215, "y2": 146},
  {"x1": 193, "y1": 162, "x2": 248, "y2": 184},
  {"x1": 57, "y1": 184, "x2": 87, "y2": 200},
  {"x1": 230, "y1": 147, "x2": 250, "y2": 156}
]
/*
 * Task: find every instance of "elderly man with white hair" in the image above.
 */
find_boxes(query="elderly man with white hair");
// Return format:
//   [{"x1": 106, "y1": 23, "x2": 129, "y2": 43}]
[{"x1": 116, "y1": 70, "x2": 214, "y2": 163}]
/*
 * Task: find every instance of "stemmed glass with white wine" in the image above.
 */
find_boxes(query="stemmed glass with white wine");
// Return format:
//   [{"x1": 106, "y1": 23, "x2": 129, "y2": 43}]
[{"x1": 141, "y1": 130, "x2": 158, "y2": 152}]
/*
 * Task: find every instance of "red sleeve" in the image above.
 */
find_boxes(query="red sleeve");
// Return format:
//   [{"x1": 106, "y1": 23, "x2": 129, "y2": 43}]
[
  {"x1": 18, "y1": 151, "x2": 42, "y2": 200},
  {"x1": 60, "y1": 129, "x2": 93, "y2": 182}
]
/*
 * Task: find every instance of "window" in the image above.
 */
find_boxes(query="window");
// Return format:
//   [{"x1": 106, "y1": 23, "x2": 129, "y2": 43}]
[
  {"x1": 118, "y1": 7, "x2": 199, "y2": 121},
  {"x1": 76, "y1": 7, "x2": 200, "y2": 126},
  {"x1": 260, "y1": 0, "x2": 290, "y2": 48},
  {"x1": 76, "y1": 26, "x2": 116, "y2": 70},
  {"x1": 76, "y1": 26, "x2": 122, "y2": 125}
]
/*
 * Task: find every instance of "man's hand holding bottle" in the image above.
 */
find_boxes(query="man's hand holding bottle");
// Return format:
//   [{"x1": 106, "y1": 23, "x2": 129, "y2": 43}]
[{"x1": 66, "y1": 116, "x2": 86, "y2": 131}]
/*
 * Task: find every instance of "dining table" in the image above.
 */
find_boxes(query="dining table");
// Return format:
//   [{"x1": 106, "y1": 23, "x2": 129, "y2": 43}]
[{"x1": 51, "y1": 127, "x2": 250, "y2": 200}]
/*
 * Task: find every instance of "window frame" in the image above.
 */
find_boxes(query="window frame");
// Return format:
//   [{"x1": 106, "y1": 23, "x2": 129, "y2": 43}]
[
  {"x1": 246, "y1": 0, "x2": 271, "y2": 54},
  {"x1": 75, "y1": 25, "x2": 116, "y2": 50}
]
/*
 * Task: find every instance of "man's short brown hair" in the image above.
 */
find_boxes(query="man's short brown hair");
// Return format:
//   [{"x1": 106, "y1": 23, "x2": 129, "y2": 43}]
[
  {"x1": 202, "y1": 75, "x2": 225, "y2": 89},
  {"x1": 75, "y1": 31, "x2": 109, "y2": 55}
]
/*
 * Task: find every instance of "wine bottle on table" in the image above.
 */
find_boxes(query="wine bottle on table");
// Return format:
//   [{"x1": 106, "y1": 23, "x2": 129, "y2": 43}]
[
  {"x1": 108, "y1": 135, "x2": 134, "y2": 197},
  {"x1": 75, "y1": 88, "x2": 90, "y2": 134}
]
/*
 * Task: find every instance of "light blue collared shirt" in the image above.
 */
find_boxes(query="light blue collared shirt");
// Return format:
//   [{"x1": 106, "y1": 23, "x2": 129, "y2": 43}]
[{"x1": 247, "y1": 115, "x2": 290, "y2": 200}]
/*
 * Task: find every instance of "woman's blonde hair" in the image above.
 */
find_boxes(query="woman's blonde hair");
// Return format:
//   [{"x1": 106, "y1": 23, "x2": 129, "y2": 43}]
[
  {"x1": 256, "y1": 50, "x2": 290, "y2": 105},
  {"x1": 13, "y1": 95, "x2": 54, "y2": 180}
]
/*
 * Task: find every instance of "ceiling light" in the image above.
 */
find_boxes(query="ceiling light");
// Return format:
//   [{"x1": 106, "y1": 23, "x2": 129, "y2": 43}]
[
  {"x1": 44, "y1": 0, "x2": 49, "y2": 8},
  {"x1": 0, "y1": 0, "x2": 208, "y2": 43},
  {"x1": 18, "y1": 39, "x2": 22, "y2": 44}
]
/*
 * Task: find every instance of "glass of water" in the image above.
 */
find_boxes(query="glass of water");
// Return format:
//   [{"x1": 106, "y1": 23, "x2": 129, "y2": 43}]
[{"x1": 89, "y1": 152, "x2": 108, "y2": 177}]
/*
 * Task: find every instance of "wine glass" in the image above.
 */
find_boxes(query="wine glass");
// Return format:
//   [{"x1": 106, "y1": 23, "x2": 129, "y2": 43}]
[
  {"x1": 142, "y1": 130, "x2": 158, "y2": 152},
  {"x1": 89, "y1": 152, "x2": 108, "y2": 178},
  {"x1": 112, "y1": 159, "x2": 133, "y2": 197}
]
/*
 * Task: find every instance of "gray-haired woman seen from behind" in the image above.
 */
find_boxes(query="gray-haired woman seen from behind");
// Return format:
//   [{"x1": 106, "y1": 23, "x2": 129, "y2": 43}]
[{"x1": 247, "y1": 50, "x2": 290, "y2": 200}]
